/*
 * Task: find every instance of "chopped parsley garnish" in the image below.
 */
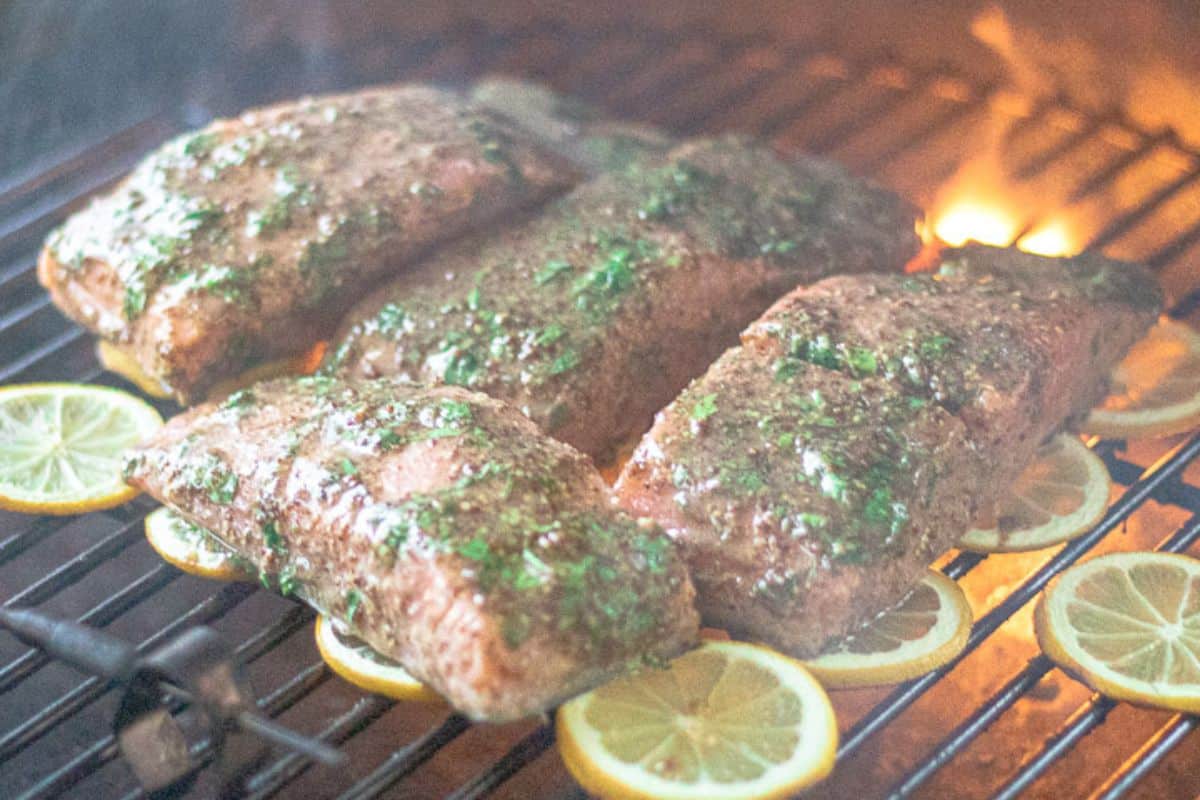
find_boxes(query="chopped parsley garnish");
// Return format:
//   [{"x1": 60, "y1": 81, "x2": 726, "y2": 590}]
[
  {"x1": 535, "y1": 259, "x2": 574, "y2": 285},
  {"x1": 690, "y1": 394, "x2": 718, "y2": 421}
]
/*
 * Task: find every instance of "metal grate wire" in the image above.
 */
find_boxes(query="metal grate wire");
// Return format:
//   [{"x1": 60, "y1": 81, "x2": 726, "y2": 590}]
[{"x1": 1, "y1": 19, "x2": 1200, "y2": 799}]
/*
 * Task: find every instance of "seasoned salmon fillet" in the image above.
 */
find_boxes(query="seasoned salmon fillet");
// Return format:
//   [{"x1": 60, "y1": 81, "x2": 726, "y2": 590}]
[
  {"x1": 326, "y1": 136, "x2": 920, "y2": 461},
  {"x1": 40, "y1": 86, "x2": 577, "y2": 403},
  {"x1": 124, "y1": 377, "x2": 698, "y2": 720},
  {"x1": 469, "y1": 77, "x2": 673, "y2": 173},
  {"x1": 615, "y1": 246, "x2": 1161, "y2": 656}
]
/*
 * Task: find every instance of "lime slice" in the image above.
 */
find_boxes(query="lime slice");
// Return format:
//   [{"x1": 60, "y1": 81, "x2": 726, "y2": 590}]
[
  {"x1": 557, "y1": 640, "x2": 838, "y2": 800},
  {"x1": 960, "y1": 434, "x2": 1111, "y2": 553},
  {"x1": 803, "y1": 570, "x2": 972, "y2": 689},
  {"x1": 0, "y1": 383, "x2": 162, "y2": 514},
  {"x1": 1036, "y1": 551, "x2": 1200, "y2": 713}
]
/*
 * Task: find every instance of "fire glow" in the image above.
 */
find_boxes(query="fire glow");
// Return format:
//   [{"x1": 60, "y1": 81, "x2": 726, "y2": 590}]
[{"x1": 922, "y1": 5, "x2": 1084, "y2": 260}]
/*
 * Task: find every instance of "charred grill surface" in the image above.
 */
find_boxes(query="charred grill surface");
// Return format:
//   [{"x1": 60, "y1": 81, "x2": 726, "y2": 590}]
[
  {"x1": 326, "y1": 136, "x2": 920, "y2": 462},
  {"x1": 615, "y1": 246, "x2": 1161, "y2": 656},
  {"x1": 38, "y1": 86, "x2": 578, "y2": 403},
  {"x1": 123, "y1": 376, "x2": 698, "y2": 721}
]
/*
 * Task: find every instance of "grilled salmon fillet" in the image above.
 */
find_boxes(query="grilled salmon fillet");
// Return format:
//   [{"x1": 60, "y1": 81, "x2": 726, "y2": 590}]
[
  {"x1": 469, "y1": 77, "x2": 674, "y2": 173},
  {"x1": 614, "y1": 246, "x2": 1161, "y2": 656},
  {"x1": 124, "y1": 377, "x2": 698, "y2": 720},
  {"x1": 326, "y1": 136, "x2": 920, "y2": 462},
  {"x1": 40, "y1": 86, "x2": 577, "y2": 404}
]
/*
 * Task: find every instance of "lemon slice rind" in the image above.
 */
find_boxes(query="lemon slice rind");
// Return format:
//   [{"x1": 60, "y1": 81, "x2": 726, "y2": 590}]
[
  {"x1": 557, "y1": 641, "x2": 838, "y2": 800},
  {"x1": 802, "y1": 570, "x2": 972, "y2": 689},
  {"x1": 314, "y1": 615, "x2": 441, "y2": 703},
  {"x1": 96, "y1": 341, "x2": 173, "y2": 399},
  {"x1": 959, "y1": 435, "x2": 1111, "y2": 554},
  {"x1": 144, "y1": 507, "x2": 255, "y2": 582},
  {"x1": 1084, "y1": 320, "x2": 1200, "y2": 440},
  {"x1": 1035, "y1": 551, "x2": 1200, "y2": 714},
  {"x1": 0, "y1": 383, "x2": 162, "y2": 514}
]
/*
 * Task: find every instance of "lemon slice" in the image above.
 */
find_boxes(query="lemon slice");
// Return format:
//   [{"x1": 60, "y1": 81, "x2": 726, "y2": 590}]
[
  {"x1": 1036, "y1": 551, "x2": 1200, "y2": 713},
  {"x1": 314, "y1": 615, "x2": 441, "y2": 703},
  {"x1": 802, "y1": 570, "x2": 972, "y2": 689},
  {"x1": 144, "y1": 506, "x2": 255, "y2": 581},
  {"x1": 1084, "y1": 319, "x2": 1200, "y2": 440},
  {"x1": 98, "y1": 340, "x2": 326, "y2": 402},
  {"x1": 0, "y1": 383, "x2": 162, "y2": 514},
  {"x1": 557, "y1": 640, "x2": 838, "y2": 800},
  {"x1": 96, "y1": 341, "x2": 173, "y2": 399},
  {"x1": 959, "y1": 434, "x2": 1111, "y2": 554}
]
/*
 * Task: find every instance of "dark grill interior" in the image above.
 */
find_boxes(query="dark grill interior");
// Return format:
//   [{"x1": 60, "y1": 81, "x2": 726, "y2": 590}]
[{"x1": 2, "y1": 19, "x2": 1200, "y2": 799}]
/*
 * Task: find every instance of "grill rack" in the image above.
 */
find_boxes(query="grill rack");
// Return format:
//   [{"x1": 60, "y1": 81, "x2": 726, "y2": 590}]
[{"x1": 1, "y1": 19, "x2": 1200, "y2": 799}]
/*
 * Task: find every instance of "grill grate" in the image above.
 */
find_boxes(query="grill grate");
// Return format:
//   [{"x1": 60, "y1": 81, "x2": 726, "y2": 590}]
[{"x1": 2, "y1": 19, "x2": 1200, "y2": 799}]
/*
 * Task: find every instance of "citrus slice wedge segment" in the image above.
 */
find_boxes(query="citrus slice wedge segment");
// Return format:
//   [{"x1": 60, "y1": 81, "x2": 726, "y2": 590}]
[
  {"x1": 1035, "y1": 551, "x2": 1200, "y2": 713},
  {"x1": 557, "y1": 640, "x2": 837, "y2": 800},
  {"x1": 959, "y1": 434, "x2": 1111, "y2": 554},
  {"x1": 314, "y1": 616, "x2": 441, "y2": 703},
  {"x1": 144, "y1": 507, "x2": 255, "y2": 582},
  {"x1": 0, "y1": 383, "x2": 162, "y2": 514},
  {"x1": 802, "y1": 570, "x2": 972, "y2": 689},
  {"x1": 1084, "y1": 319, "x2": 1200, "y2": 440}
]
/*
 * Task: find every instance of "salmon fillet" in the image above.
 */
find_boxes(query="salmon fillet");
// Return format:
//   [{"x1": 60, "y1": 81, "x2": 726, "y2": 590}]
[
  {"x1": 326, "y1": 136, "x2": 921, "y2": 462},
  {"x1": 469, "y1": 77, "x2": 674, "y2": 173},
  {"x1": 614, "y1": 246, "x2": 1161, "y2": 656},
  {"x1": 40, "y1": 86, "x2": 577, "y2": 403},
  {"x1": 124, "y1": 377, "x2": 698, "y2": 720}
]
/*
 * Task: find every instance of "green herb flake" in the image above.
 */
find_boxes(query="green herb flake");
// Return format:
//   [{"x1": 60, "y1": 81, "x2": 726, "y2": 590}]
[
  {"x1": 549, "y1": 349, "x2": 581, "y2": 376},
  {"x1": 345, "y1": 588, "x2": 364, "y2": 623},
  {"x1": 690, "y1": 394, "x2": 718, "y2": 421},
  {"x1": 535, "y1": 259, "x2": 573, "y2": 285},
  {"x1": 846, "y1": 347, "x2": 879, "y2": 376},
  {"x1": 262, "y1": 520, "x2": 287, "y2": 554}
]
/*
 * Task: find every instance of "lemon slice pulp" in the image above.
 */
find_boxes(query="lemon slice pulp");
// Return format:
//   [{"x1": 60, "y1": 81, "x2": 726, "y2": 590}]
[
  {"x1": 144, "y1": 507, "x2": 255, "y2": 581},
  {"x1": 0, "y1": 383, "x2": 162, "y2": 514},
  {"x1": 1084, "y1": 319, "x2": 1200, "y2": 440},
  {"x1": 959, "y1": 434, "x2": 1111, "y2": 554},
  {"x1": 803, "y1": 570, "x2": 972, "y2": 689},
  {"x1": 1036, "y1": 551, "x2": 1200, "y2": 713},
  {"x1": 314, "y1": 615, "x2": 441, "y2": 703},
  {"x1": 557, "y1": 640, "x2": 838, "y2": 800}
]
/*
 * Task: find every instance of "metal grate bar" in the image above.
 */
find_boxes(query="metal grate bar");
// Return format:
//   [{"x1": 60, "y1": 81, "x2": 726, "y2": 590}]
[
  {"x1": 110, "y1": 659, "x2": 332, "y2": 800},
  {"x1": 1063, "y1": 130, "x2": 1174, "y2": 206},
  {"x1": 23, "y1": 605, "x2": 315, "y2": 800},
  {"x1": 0, "y1": 328, "x2": 90, "y2": 384},
  {"x1": 756, "y1": 56, "x2": 876, "y2": 138},
  {"x1": 334, "y1": 714, "x2": 472, "y2": 800},
  {"x1": 242, "y1": 695, "x2": 394, "y2": 800},
  {"x1": 805, "y1": 69, "x2": 940, "y2": 156},
  {"x1": 838, "y1": 432, "x2": 1200, "y2": 760},
  {"x1": 1091, "y1": 715, "x2": 1199, "y2": 800},
  {"x1": 446, "y1": 725, "x2": 558, "y2": 800},
  {"x1": 672, "y1": 42, "x2": 817, "y2": 134},
  {"x1": 0, "y1": 514, "x2": 150, "y2": 612},
  {"x1": 888, "y1": 514, "x2": 1200, "y2": 798},
  {"x1": 0, "y1": 581, "x2": 256, "y2": 762},
  {"x1": 1011, "y1": 111, "x2": 1115, "y2": 181},
  {"x1": 1087, "y1": 163, "x2": 1200, "y2": 252},
  {"x1": 0, "y1": 565, "x2": 178, "y2": 694},
  {"x1": 856, "y1": 82, "x2": 997, "y2": 174}
]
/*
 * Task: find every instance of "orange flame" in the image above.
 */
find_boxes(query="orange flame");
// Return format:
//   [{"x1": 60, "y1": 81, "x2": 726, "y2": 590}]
[{"x1": 923, "y1": 6, "x2": 1082, "y2": 260}]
